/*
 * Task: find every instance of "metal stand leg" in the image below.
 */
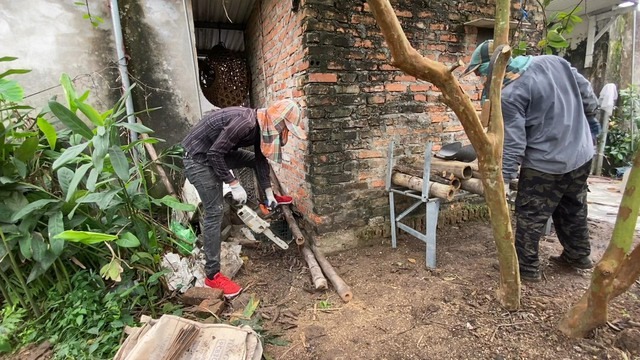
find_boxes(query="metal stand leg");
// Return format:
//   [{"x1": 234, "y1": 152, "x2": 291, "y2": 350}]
[
  {"x1": 390, "y1": 191, "x2": 397, "y2": 248},
  {"x1": 425, "y1": 200, "x2": 439, "y2": 269}
]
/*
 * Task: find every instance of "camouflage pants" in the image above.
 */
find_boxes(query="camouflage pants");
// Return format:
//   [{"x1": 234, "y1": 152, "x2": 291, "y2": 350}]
[{"x1": 515, "y1": 160, "x2": 592, "y2": 273}]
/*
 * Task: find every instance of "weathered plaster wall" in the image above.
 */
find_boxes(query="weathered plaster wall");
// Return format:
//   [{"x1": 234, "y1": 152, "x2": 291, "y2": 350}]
[
  {"x1": 1, "y1": 0, "x2": 211, "y2": 147},
  {"x1": 119, "y1": 0, "x2": 204, "y2": 148},
  {"x1": 0, "y1": 1, "x2": 119, "y2": 115}
]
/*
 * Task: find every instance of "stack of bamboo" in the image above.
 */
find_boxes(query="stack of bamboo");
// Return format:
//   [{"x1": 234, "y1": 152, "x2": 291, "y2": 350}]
[{"x1": 392, "y1": 158, "x2": 486, "y2": 200}]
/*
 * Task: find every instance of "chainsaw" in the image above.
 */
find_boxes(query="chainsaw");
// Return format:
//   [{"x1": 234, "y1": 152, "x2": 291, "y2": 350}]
[{"x1": 224, "y1": 193, "x2": 289, "y2": 250}]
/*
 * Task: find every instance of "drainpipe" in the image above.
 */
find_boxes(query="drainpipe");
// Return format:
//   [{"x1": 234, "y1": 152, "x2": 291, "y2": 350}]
[{"x1": 110, "y1": 0, "x2": 138, "y2": 143}]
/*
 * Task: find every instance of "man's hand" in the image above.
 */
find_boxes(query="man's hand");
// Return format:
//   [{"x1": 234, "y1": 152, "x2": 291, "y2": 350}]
[
  {"x1": 230, "y1": 182, "x2": 247, "y2": 205},
  {"x1": 265, "y1": 188, "x2": 277, "y2": 209}
]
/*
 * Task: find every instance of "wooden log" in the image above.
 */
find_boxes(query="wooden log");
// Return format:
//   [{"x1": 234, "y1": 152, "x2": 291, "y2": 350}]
[
  {"x1": 310, "y1": 244, "x2": 353, "y2": 303},
  {"x1": 430, "y1": 158, "x2": 473, "y2": 179},
  {"x1": 394, "y1": 164, "x2": 460, "y2": 189},
  {"x1": 472, "y1": 170, "x2": 482, "y2": 179},
  {"x1": 391, "y1": 172, "x2": 454, "y2": 201},
  {"x1": 301, "y1": 246, "x2": 328, "y2": 290},
  {"x1": 460, "y1": 178, "x2": 484, "y2": 195},
  {"x1": 269, "y1": 169, "x2": 304, "y2": 245}
]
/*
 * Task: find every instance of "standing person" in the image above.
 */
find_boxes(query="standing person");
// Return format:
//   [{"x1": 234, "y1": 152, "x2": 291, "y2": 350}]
[
  {"x1": 182, "y1": 99, "x2": 306, "y2": 297},
  {"x1": 461, "y1": 40, "x2": 601, "y2": 282}
]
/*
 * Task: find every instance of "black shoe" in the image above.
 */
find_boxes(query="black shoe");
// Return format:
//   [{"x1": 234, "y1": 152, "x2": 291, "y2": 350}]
[
  {"x1": 520, "y1": 269, "x2": 541, "y2": 282},
  {"x1": 549, "y1": 254, "x2": 594, "y2": 270}
]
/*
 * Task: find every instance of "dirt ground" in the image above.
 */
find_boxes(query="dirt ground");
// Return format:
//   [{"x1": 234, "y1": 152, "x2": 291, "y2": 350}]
[{"x1": 229, "y1": 219, "x2": 640, "y2": 360}]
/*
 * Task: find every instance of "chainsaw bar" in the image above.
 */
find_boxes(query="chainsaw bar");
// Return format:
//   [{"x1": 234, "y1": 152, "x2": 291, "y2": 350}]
[{"x1": 263, "y1": 229, "x2": 289, "y2": 250}]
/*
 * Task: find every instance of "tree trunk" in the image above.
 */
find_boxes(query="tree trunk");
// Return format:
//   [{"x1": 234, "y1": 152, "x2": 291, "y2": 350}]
[
  {"x1": 366, "y1": 0, "x2": 520, "y2": 310},
  {"x1": 559, "y1": 149, "x2": 640, "y2": 337}
]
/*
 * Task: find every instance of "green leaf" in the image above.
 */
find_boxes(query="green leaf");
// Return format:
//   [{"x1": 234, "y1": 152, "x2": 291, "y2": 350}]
[
  {"x1": 0, "y1": 56, "x2": 18, "y2": 62},
  {"x1": 148, "y1": 269, "x2": 170, "y2": 285},
  {"x1": 65, "y1": 163, "x2": 92, "y2": 202},
  {"x1": 0, "y1": 69, "x2": 31, "y2": 79},
  {"x1": 52, "y1": 142, "x2": 88, "y2": 170},
  {"x1": 100, "y1": 259, "x2": 123, "y2": 282},
  {"x1": 92, "y1": 130, "x2": 109, "y2": 172},
  {"x1": 12, "y1": 158, "x2": 27, "y2": 179},
  {"x1": 76, "y1": 100, "x2": 104, "y2": 126},
  {"x1": 108, "y1": 146, "x2": 129, "y2": 181},
  {"x1": 15, "y1": 136, "x2": 39, "y2": 163},
  {"x1": 116, "y1": 122, "x2": 154, "y2": 134},
  {"x1": 48, "y1": 211, "x2": 65, "y2": 255},
  {"x1": 242, "y1": 295, "x2": 260, "y2": 318},
  {"x1": 19, "y1": 233, "x2": 32, "y2": 259},
  {"x1": 116, "y1": 232, "x2": 140, "y2": 248},
  {"x1": 131, "y1": 251, "x2": 154, "y2": 263},
  {"x1": 10, "y1": 199, "x2": 58, "y2": 222},
  {"x1": 48, "y1": 101, "x2": 93, "y2": 139},
  {"x1": 54, "y1": 230, "x2": 116, "y2": 244},
  {"x1": 86, "y1": 168, "x2": 99, "y2": 191},
  {"x1": 0, "y1": 78, "x2": 24, "y2": 102},
  {"x1": 37, "y1": 117, "x2": 57, "y2": 150},
  {"x1": 153, "y1": 195, "x2": 197, "y2": 212},
  {"x1": 30, "y1": 232, "x2": 47, "y2": 262},
  {"x1": 57, "y1": 167, "x2": 74, "y2": 195},
  {"x1": 60, "y1": 73, "x2": 78, "y2": 112}
]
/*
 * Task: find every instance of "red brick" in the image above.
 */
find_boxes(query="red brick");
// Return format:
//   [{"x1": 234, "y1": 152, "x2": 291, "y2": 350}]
[
  {"x1": 430, "y1": 23, "x2": 446, "y2": 31},
  {"x1": 418, "y1": 11, "x2": 433, "y2": 18},
  {"x1": 385, "y1": 83, "x2": 406, "y2": 92},
  {"x1": 358, "y1": 150, "x2": 384, "y2": 159},
  {"x1": 327, "y1": 61, "x2": 346, "y2": 70},
  {"x1": 364, "y1": 85, "x2": 384, "y2": 92},
  {"x1": 427, "y1": 44, "x2": 447, "y2": 52},
  {"x1": 371, "y1": 179, "x2": 385, "y2": 188},
  {"x1": 378, "y1": 64, "x2": 398, "y2": 71},
  {"x1": 351, "y1": 14, "x2": 376, "y2": 25},
  {"x1": 430, "y1": 113, "x2": 450, "y2": 123},
  {"x1": 414, "y1": 94, "x2": 427, "y2": 101},
  {"x1": 445, "y1": 125, "x2": 464, "y2": 132},
  {"x1": 410, "y1": 84, "x2": 430, "y2": 92},
  {"x1": 395, "y1": 10, "x2": 412, "y2": 18},
  {"x1": 394, "y1": 75, "x2": 416, "y2": 82},
  {"x1": 439, "y1": 34, "x2": 458, "y2": 42},
  {"x1": 309, "y1": 73, "x2": 337, "y2": 83}
]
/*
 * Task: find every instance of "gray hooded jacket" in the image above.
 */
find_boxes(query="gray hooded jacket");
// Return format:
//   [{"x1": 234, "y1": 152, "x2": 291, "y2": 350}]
[{"x1": 501, "y1": 55, "x2": 599, "y2": 181}]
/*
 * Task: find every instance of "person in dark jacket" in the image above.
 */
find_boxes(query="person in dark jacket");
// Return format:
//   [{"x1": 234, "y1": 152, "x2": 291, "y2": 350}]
[
  {"x1": 182, "y1": 99, "x2": 305, "y2": 297},
  {"x1": 462, "y1": 40, "x2": 600, "y2": 282}
]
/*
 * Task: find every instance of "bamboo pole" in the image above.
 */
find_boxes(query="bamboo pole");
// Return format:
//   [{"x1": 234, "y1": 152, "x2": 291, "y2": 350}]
[
  {"x1": 391, "y1": 172, "x2": 454, "y2": 201},
  {"x1": 269, "y1": 169, "x2": 304, "y2": 245},
  {"x1": 394, "y1": 164, "x2": 460, "y2": 189},
  {"x1": 310, "y1": 244, "x2": 353, "y2": 302},
  {"x1": 301, "y1": 246, "x2": 328, "y2": 290},
  {"x1": 429, "y1": 158, "x2": 473, "y2": 179}
]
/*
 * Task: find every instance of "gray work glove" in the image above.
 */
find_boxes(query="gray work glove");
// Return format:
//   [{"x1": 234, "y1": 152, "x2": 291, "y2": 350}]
[
  {"x1": 230, "y1": 183, "x2": 247, "y2": 205},
  {"x1": 264, "y1": 188, "x2": 277, "y2": 210}
]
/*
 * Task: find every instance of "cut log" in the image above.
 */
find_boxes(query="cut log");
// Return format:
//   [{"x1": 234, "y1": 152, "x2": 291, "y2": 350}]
[
  {"x1": 301, "y1": 246, "x2": 328, "y2": 290},
  {"x1": 310, "y1": 244, "x2": 353, "y2": 303},
  {"x1": 431, "y1": 174, "x2": 461, "y2": 189},
  {"x1": 460, "y1": 178, "x2": 484, "y2": 195},
  {"x1": 391, "y1": 172, "x2": 454, "y2": 201},
  {"x1": 430, "y1": 158, "x2": 473, "y2": 179}
]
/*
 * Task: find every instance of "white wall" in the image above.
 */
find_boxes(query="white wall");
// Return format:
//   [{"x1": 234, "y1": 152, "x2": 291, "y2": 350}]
[{"x1": 0, "y1": 0, "x2": 213, "y2": 145}]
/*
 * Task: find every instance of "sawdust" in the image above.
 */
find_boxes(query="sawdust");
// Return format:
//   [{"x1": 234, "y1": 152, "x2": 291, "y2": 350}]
[{"x1": 235, "y1": 219, "x2": 640, "y2": 360}]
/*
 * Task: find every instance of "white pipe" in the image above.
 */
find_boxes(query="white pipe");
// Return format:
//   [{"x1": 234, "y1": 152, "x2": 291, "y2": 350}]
[{"x1": 110, "y1": 0, "x2": 138, "y2": 143}]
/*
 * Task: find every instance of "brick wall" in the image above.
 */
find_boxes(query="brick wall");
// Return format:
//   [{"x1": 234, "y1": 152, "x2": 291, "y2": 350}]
[
  {"x1": 246, "y1": 0, "x2": 542, "y2": 249},
  {"x1": 245, "y1": 0, "x2": 311, "y2": 216}
]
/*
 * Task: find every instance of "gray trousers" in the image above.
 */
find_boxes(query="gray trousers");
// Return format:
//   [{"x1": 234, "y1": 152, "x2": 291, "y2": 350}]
[{"x1": 183, "y1": 149, "x2": 256, "y2": 278}]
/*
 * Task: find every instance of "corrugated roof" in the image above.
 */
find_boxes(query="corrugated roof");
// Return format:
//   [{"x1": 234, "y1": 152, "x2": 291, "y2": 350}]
[{"x1": 192, "y1": 0, "x2": 257, "y2": 52}]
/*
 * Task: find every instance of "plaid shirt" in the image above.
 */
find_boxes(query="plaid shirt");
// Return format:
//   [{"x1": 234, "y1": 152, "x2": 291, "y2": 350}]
[{"x1": 182, "y1": 107, "x2": 271, "y2": 190}]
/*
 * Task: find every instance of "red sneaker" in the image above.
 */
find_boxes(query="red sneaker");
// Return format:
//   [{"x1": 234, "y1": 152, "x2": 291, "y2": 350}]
[
  {"x1": 274, "y1": 194, "x2": 293, "y2": 205},
  {"x1": 205, "y1": 273, "x2": 242, "y2": 299}
]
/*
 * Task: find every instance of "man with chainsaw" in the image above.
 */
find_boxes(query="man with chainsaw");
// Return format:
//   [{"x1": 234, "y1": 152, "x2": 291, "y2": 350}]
[
  {"x1": 461, "y1": 40, "x2": 600, "y2": 282},
  {"x1": 182, "y1": 99, "x2": 306, "y2": 297}
]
